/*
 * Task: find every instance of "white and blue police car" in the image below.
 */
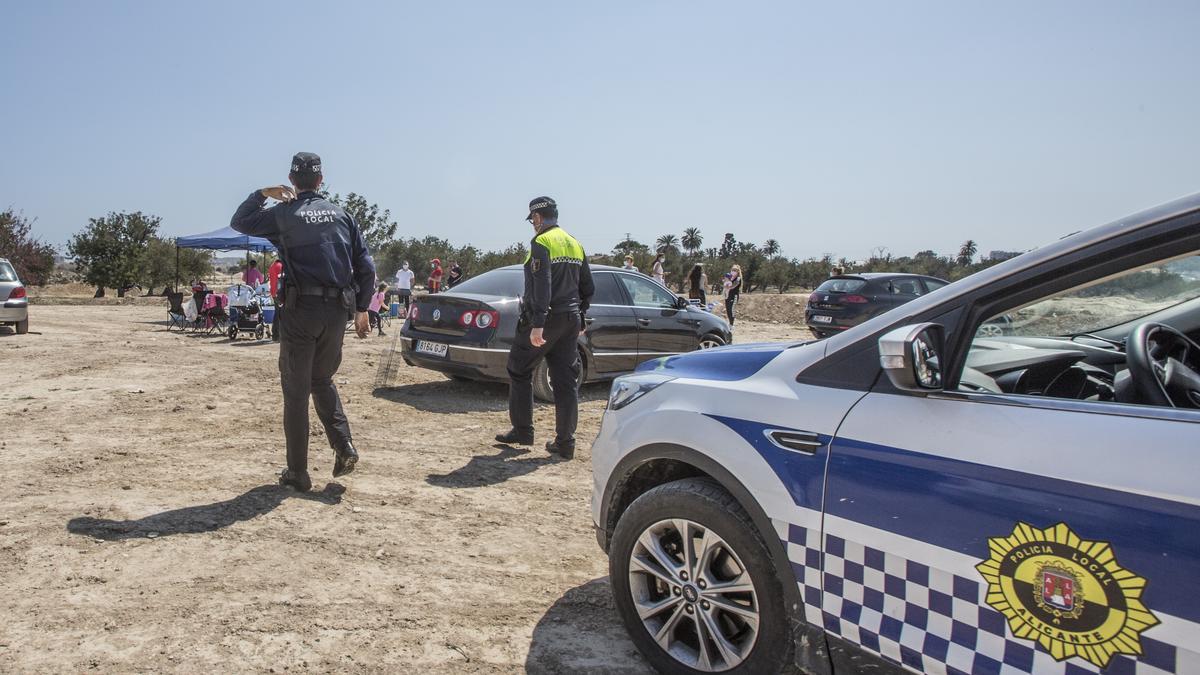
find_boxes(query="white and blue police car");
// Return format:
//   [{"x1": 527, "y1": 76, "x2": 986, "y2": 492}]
[{"x1": 591, "y1": 194, "x2": 1200, "y2": 674}]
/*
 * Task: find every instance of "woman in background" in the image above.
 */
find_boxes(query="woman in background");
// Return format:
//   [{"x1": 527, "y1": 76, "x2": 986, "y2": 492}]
[
  {"x1": 725, "y1": 264, "x2": 742, "y2": 326},
  {"x1": 688, "y1": 263, "x2": 707, "y2": 305},
  {"x1": 368, "y1": 282, "x2": 388, "y2": 336},
  {"x1": 652, "y1": 253, "x2": 666, "y2": 285}
]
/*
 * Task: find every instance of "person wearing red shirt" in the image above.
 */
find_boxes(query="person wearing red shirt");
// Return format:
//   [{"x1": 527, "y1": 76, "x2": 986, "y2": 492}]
[
  {"x1": 268, "y1": 258, "x2": 284, "y2": 342},
  {"x1": 428, "y1": 258, "x2": 444, "y2": 293}
]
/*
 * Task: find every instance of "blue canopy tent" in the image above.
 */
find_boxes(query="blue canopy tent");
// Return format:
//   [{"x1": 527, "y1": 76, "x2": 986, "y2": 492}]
[{"x1": 174, "y1": 226, "x2": 276, "y2": 288}]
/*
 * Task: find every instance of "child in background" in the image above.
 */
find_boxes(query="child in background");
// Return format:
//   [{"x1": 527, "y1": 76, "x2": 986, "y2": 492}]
[{"x1": 368, "y1": 282, "x2": 388, "y2": 336}]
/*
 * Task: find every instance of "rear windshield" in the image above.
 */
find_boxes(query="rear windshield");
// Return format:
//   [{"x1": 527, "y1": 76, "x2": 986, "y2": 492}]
[
  {"x1": 448, "y1": 268, "x2": 523, "y2": 297},
  {"x1": 0, "y1": 261, "x2": 16, "y2": 282},
  {"x1": 815, "y1": 278, "x2": 866, "y2": 293}
]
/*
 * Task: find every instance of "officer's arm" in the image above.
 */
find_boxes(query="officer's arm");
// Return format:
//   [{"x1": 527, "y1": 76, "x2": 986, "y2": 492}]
[
  {"x1": 348, "y1": 217, "x2": 377, "y2": 312},
  {"x1": 230, "y1": 191, "x2": 280, "y2": 237},
  {"x1": 579, "y1": 256, "x2": 595, "y2": 318},
  {"x1": 530, "y1": 240, "x2": 552, "y2": 328}
]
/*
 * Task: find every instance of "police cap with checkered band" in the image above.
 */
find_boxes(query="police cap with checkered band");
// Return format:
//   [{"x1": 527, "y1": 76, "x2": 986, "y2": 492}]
[
  {"x1": 525, "y1": 196, "x2": 557, "y2": 221},
  {"x1": 290, "y1": 152, "x2": 322, "y2": 176}
]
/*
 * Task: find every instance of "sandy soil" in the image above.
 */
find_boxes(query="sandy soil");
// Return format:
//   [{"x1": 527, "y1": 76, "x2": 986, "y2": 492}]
[{"x1": 0, "y1": 306, "x2": 812, "y2": 673}]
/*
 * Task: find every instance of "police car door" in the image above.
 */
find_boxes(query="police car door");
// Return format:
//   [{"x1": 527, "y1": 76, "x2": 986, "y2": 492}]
[{"x1": 820, "y1": 255, "x2": 1200, "y2": 674}]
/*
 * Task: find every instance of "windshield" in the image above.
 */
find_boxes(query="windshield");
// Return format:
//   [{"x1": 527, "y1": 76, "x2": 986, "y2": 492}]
[
  {"x1": 816, "y1": 278, "x2": 867, "y2": 293},
  {"x1": 0, "y1": 261, "x2": 17, "y2": 282},
  {"x1": 448, "y1": 268, "x2": 523, "y2": 297},
  {"x1": 994, "y1": 253, "x2": 1200, "y2": 336}
]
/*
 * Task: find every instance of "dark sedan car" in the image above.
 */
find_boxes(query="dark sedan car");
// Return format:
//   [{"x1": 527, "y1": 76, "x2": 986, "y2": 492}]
[
  {"x1": 805, "y1": 272, "x2": 949, "y2": 338},
  {"x1": 400, "y1": 264, "x2": 732, "y2": 400}
]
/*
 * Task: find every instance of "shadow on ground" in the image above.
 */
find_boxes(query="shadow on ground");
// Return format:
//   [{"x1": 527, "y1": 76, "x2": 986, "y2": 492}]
[
  {"x1": 526, "y1": 577, "x2": 650, "y2": 674},
  {"x1": 66, "y1": 483, "x2": 345, "y2": 540},
  {"x1": 375, "y1": 378, "x2": 608, "y2": 414},
  {"x1": 426, "y1": 444, "x2": 562, "y2": 488}
]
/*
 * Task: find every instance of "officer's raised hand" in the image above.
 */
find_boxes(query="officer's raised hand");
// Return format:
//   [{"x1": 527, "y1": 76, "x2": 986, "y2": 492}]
[
  {"x1": 260, "y1": 185, "x2": 296, "y2": 202},
  {"x1": 354, "y1": 310, "x2": 370, "y2": 339}
]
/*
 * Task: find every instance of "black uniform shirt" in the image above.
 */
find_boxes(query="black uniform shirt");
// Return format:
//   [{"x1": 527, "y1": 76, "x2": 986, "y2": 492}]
[{"x1": 231, "y1": 190, "x2": 376, "y2": 312}]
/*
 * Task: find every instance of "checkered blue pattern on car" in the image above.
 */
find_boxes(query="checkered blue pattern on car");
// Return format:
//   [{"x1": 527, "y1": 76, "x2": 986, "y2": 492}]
[{"x1": 784, "y1": 524, "x2": 1181, "y2": 675}]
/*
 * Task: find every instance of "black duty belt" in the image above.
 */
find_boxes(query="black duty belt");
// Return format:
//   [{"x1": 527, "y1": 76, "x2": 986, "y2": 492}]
[{"x1": 293, "y1": 284, "x2": 346, "y2": 299}]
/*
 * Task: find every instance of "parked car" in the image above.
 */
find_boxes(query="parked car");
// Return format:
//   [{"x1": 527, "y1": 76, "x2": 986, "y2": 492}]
[
  {"x1": 0, "y1": 258, "x2": 29, "y2": 334},
  {"x1": 804, "y1": 272, "x2": 948, "y2": 338},
  {"x1": 591, "y1": 194, "x2": 1200, "y2": 674},
  {"x1": 399, "y1": 264, "x2": 732, "y2": 401}
]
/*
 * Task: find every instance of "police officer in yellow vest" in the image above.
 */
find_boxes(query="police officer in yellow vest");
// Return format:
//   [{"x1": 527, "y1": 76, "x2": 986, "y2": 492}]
[{"x1": 496, "y1": 197, "x2": 594, "y2": 459}]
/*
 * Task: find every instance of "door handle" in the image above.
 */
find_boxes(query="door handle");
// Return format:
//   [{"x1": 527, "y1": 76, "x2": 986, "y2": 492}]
[
  {"x1": 584, "y1": 317, "x2": 595, "y2": 324},
  {"x1": 637, "y1": 318, "x2": 651, "y2": 326},
  {"x1": 766, "y1": 430, "x2": 822, "y2": 455}
]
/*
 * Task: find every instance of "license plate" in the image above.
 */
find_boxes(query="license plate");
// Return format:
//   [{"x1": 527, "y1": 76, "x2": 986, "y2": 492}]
[
  {"x1": 812, "y1": 315, "x2": 833, "y2": 324},
  {"x1": 415, "y1": 340, "x2": 448, "y2": 357}
]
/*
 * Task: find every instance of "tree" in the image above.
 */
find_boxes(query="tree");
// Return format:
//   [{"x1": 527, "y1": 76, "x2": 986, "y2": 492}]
[
  {"x1": 681, "y1": 227, "x2": 703, "y2": 255},
  {"x1": 68, "y1": 211, "x2": 159, "y2": 297},
  {"x1": 761, "y1": 239, "x2": 781, "y2": 257},
  {"x1": 322, "y1": 190, "x2": 398, "y2": 252},
  {"x1": 140, "y1": 237, "x2": 214, "y2": 295},
  {"x1": 957, "y1": 239, "x2": 978, "y2": 267},
  {"x1": 0, "y1": 208, "x2": 56, "y2": 286},
  {"x1": 613, "y1": 238, "x2": 651, "y2": 259},
  {"x1": 717, "y1": 233, "x2": 739, "y2": 259},
  {"x1": 655, "y1": 233, "x2": 680, "y2": 256}
]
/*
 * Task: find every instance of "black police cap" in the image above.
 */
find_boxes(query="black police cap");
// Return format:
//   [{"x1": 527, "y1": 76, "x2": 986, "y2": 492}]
[
  {"x1": 526, "y1": 196, "x2": 557, "y2": 221},
  {"x1": 290, "y1": 152, "x2": 322, "y2": 175}
]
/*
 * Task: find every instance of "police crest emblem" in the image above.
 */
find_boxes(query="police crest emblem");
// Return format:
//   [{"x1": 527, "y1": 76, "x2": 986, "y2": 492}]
[{"x1": 976, "y1": 522, "x2": 1159, "y2": 668}]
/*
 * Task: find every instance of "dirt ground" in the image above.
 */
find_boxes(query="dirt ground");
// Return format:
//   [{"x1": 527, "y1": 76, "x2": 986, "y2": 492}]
[{"x1": 0, "y1": 305, "x2": 812, "y2": 673}]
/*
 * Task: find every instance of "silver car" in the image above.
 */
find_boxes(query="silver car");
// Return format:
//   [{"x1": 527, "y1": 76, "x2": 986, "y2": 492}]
[{"x1": 0, "y1": 258, "x2": 29, "y2": 334}]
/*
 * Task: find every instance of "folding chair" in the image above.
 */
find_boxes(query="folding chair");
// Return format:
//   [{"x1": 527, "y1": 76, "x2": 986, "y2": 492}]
[{"x1": 167, "y1": 292, "x2": 188, "y2": 331}]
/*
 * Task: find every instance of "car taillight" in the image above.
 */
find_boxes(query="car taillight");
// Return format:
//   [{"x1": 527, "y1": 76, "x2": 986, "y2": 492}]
[
  {"x1": 8, "y1": 286, "x2": 26, "y2": 300},
  {"x1": 475, "y1": 311, "x2": 497, "y2": 329},
  {"x1": 408, "y1": 305, "x2": 419, "y2": 320},
  {"x1": 844, "y1": 294, "x2": 868, "y2": 303}
]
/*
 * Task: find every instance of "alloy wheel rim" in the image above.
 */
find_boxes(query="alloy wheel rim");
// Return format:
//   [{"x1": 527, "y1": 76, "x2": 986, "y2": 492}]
[
  {"x1": 628, "y1": 518, "x2": 760, "y2": 671},
  {"x1": 699, "y1": 338, "x2": 722, "y2": 349},
  {"x1": 977, "y1": 323, "x2": 1004, "y2": 337}
]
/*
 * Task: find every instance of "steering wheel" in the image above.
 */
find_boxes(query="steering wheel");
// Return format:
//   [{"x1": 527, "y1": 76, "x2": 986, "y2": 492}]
[{"x1": 1126, "y1": 322, "x2": 1200, "y2": 408}]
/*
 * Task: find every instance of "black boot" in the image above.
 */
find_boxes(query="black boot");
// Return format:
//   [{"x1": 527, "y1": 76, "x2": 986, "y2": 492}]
[
  {"x1": 546, "y1": 439, "x2": 575, "y2": 460},
  {"x1": 495, "y1": 428, "x2": 534, "y2": 445},
  {"x1": 333, "y1": 444, "x2": 359, "y2": 478},
  {"x1": 279, "y1": 469, "x2": 312, "y2": 492}
]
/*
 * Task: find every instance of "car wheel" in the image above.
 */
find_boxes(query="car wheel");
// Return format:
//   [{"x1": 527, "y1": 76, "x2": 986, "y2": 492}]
[
  {"x1": 698, "y1": 333, "x2": 726, "y2": 350},
  {"x1": 609, "y1": 478, "x2": 793, "y2": 674},
  {"x1": 532, "y1": 351, "x2": 584, "y2": 403},
  {"x1": 976, "y1": 322, "x2": 1005, "y2": 337},
  {"x1": 16, "y1": 319, "x2": 29, "y2": 335}
]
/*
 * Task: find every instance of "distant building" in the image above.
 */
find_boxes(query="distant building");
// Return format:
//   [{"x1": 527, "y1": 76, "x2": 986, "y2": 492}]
[{"x1": 986, "y1": 250, "x2": 1022, "y2": 262}]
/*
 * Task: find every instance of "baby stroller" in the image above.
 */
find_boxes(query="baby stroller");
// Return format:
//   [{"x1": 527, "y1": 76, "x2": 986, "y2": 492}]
[{"x1": 227, "y1": 284, "x2": 267, "y2": 340}]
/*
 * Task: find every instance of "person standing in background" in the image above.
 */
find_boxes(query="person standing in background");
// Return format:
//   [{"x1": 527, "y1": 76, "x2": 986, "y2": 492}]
[
  {"x1": 622, "y1": 255, "x2": 638, "y2": 273},
  {"x1": 268, "y1": 258, "x2": 284, "y2": 342},
  {"x1": 394, "y1": 262, "x2": 415, "y2": 314},
  {"x1": 368, "y1": 282, "x2": 388, "y2": 336},
  {"x1": 652, "y1": 252, "x2": 666, "y2": 285},
  {"x1": 244, "y1": 259, "x2": 265, "y2": 288},
  {"x1": 688, "y1": 263, "x2": 707, "y2": 305},
  {"x1": 446, "y1": 261, "x2": 464, "y2": 289},
  {"x1": 725, "y1": 264, "x2": 742, "y2": 326},
  {"x1": 428, "y1": 258, "x2": 444, "y2": 293}
]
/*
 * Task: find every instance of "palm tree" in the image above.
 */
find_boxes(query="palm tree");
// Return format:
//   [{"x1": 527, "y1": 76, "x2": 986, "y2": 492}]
[
  {"x1": 761, "y1": 239, "x2": 781, "y2": 257},
  {"x1": 656, "y1": 233, "x2": 680, "y2": 255},
  {"x1": 957, "y1": 239, "x2": 978, "y2": 266},
  {"x1": 681, "y1": 227, "x2": 703, "y2": 255}
]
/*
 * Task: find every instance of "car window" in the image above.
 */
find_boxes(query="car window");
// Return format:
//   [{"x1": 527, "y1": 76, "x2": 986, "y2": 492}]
[
  {"x1": 815, "y1": 278, "x2": 867, "y2": 293},
  {"x1": 0, "y1": 261, "x2": 16, "y2": 282},
  {"x1": 617, "y1": 273, "x2": 678, "y2": 309},
  {"x1": 959, "y1": 251, "x2": 1200, "y2": 408},
  {"x1": 889, "y1": 279, "x2": 924, "y2": 296},
  {"x1": 592, "y1": 271, "x2": 627, "y2": 305},
  {"x1": 448, "y1": 269, "x2": 524, "y2": 296},
  {"x1": 923, "y1": 279, "x2": 948, "y2": 292}
]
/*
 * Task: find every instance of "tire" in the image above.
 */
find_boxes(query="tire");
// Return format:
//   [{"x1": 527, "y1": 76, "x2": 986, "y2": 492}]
[
  {"x1": 609, "y1": 478, "x2": 794, "y2": 674},
  {"x1": 532, "y1": 351, "x2": 584, "y2": 403},
  {"x1": 255, "y1": 326, "x2": 265, "y2": 340},
  {"x1": 15, "y1": 319, "x2": 29, "y2": 335},
  {"x1": 975, "y1": 322, "x2": 1005, "y2": 338},
  {"x1": 228, "y1": 326, "x2": 237, "y2": 340},
  {"x1": 698, "y1": 333, "x2": 726, "y2": 350}
]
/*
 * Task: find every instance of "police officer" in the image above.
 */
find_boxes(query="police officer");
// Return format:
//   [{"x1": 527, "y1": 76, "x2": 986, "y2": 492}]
[
  {"x1": 230, "y1": 152, "x2": 376, "y2": 492},
  {"x1": 495, "y1": 197, "x2": 594, "y2": 459}
]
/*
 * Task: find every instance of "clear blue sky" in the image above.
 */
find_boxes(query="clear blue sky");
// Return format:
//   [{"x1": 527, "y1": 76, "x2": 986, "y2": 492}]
[{"x1": 3, "y1": 0, "x2": 1198, "y2": 262}]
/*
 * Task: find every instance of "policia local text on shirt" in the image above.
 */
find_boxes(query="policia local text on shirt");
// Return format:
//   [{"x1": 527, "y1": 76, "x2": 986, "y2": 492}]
[
  {"x1": 230, "y1": 152, "x2": 377, "y2": 493},
  {"x1": 495, "y1": 197, "x2": 594, "y2": 459}
]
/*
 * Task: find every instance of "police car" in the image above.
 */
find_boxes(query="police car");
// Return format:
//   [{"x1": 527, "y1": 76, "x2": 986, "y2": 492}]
[{"x1": 591, "y1": 194, "x2": 1200, "y2": 674}]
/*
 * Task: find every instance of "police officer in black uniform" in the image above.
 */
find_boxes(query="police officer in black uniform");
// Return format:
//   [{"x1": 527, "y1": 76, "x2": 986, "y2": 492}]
[
  {"x1": 495, "y1": 197, "x2": 594, "y2": 459},
  {"x1": 231, "y1": 152, "x2": 376, "y2": 492}
]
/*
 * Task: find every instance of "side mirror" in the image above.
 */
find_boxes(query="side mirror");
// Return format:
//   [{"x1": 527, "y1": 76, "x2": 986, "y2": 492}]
[
  {"x1": 879, "y1": 323, "x2": 945, "y2": 392},
  {"x1": 675, "y1": 296, "x2": 690, "y2": 310}
]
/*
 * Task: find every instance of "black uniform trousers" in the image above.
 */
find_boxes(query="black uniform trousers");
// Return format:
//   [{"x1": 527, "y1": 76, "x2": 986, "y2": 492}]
[
  {"x1": 278, "y1": 294, "x2": 353, "y2": 473},
  {"x1": 507, "y1": 311, "x2": 581, "y2": 444}
]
